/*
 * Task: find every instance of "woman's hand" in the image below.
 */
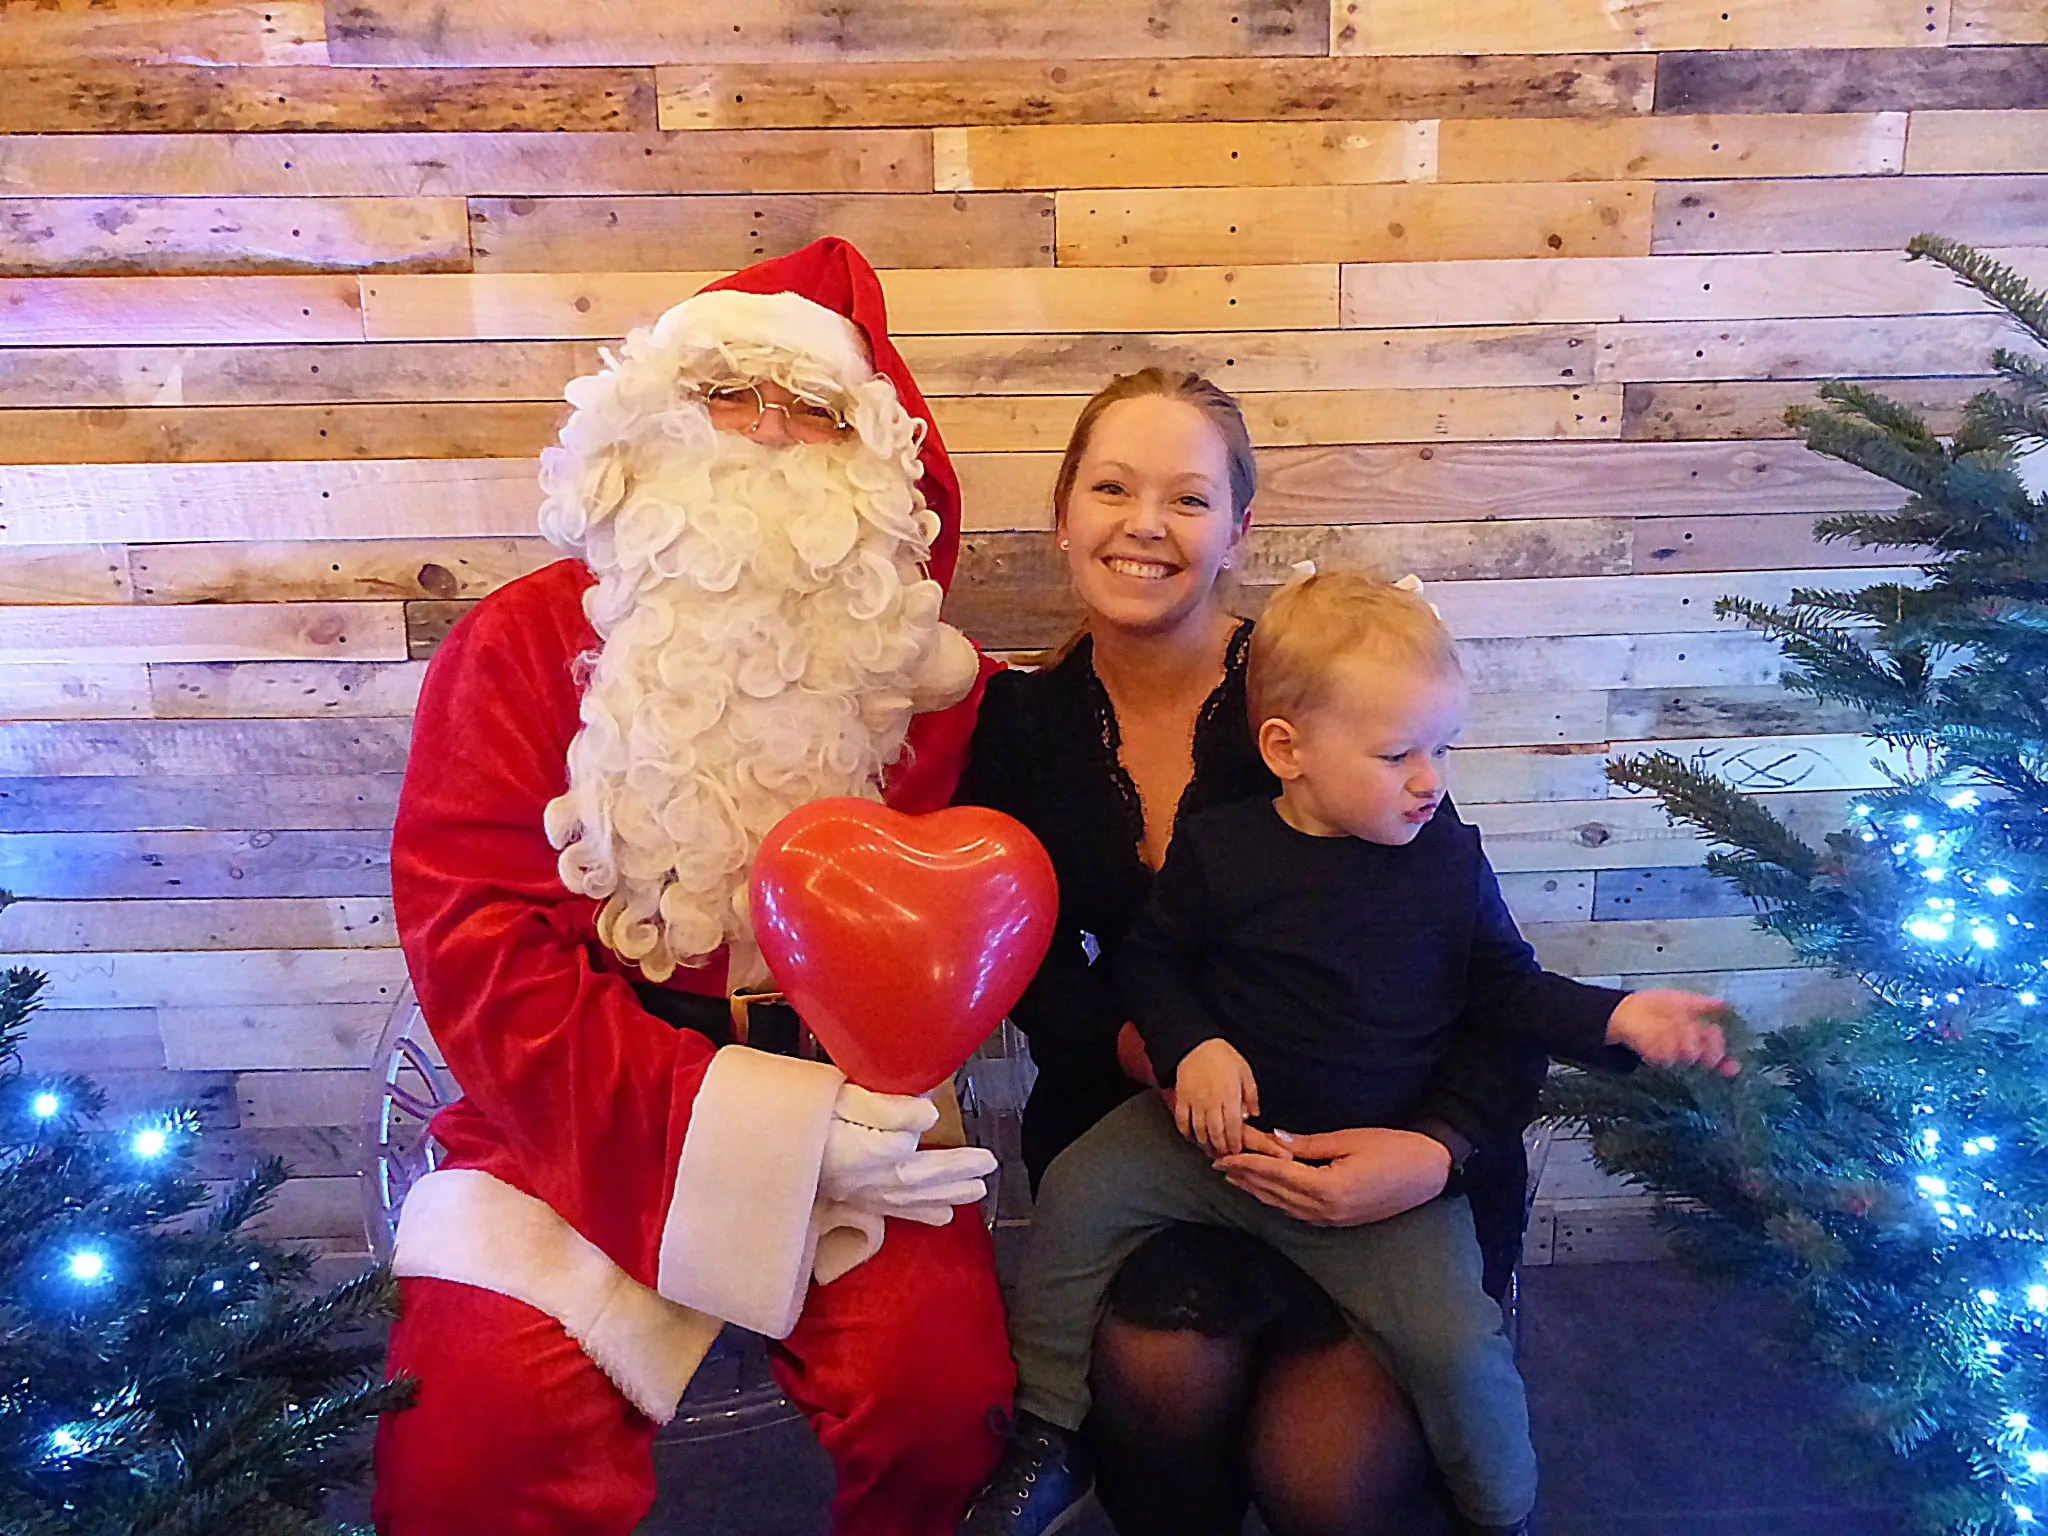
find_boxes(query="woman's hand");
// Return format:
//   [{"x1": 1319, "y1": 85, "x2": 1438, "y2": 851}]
[
  {"x1": 1174, "y1": 1037, "x2": 1261, "y2": 1157},
  {"x1": 1212, "y1": 1127, "x2": 1451, "y2": 1227},
  {"x1": 1115, "y1": 1021, "x2": 1159, "y2": 1087}
]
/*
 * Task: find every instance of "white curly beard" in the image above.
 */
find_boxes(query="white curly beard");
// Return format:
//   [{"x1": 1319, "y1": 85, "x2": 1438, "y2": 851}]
[{"x1": 539, "y1": 420, "x2": 965, "y2": 986}]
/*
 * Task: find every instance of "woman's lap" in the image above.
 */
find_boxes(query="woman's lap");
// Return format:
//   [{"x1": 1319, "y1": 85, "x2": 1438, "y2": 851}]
[{"x1": 1088, "y1": 1224, "x2": 1451, "y2": 1536}]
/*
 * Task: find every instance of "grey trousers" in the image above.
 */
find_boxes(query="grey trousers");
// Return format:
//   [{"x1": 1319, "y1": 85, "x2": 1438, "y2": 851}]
[{"x1": 1008, "y1": 1091, "x2": 1537, "y2": 1526}]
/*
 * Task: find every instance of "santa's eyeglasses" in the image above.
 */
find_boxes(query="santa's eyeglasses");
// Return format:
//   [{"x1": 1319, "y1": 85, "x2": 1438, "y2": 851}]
[{"x1": 698, "y1": 381, "x2": 853, "y2": 443}]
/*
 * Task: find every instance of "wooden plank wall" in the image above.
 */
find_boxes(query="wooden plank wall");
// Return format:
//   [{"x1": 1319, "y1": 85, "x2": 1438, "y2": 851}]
[{"x1": 1, "y1": 1, "x2": 2038, "y2": 1268}]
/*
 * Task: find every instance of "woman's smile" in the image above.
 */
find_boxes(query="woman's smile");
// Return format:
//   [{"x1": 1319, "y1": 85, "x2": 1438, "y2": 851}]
[{"x1": 1102, "y1": 553, "x2": 1182, "y2": 582}]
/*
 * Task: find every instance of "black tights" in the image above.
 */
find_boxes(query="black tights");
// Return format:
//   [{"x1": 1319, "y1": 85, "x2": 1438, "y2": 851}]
[{"x1": 1086, "y1": 1313, "x2": 1454, "y2": 1536}]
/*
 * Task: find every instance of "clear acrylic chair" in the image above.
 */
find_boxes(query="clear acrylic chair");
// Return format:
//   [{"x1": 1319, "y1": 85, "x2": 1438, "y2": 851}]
[{"x1": 361, "y1": 984, "x2": 1029, "y2": 1443}]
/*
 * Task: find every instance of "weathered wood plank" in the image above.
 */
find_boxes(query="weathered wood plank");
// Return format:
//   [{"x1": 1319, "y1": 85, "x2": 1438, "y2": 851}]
[
  {"x1": 1499, "y1": 870, "x2": 1598, "y2": 924},
  {"x1": 236, "y1": 1068, "x2": 370, "y2": 1128},
  {"x1": 149, "y1": 660, "x2": 428, "y2": 718},
  {"x1": 1438, "y1": 112, "x2": 1906, "y2": 183},
  {"x1": 955, "y1": 437, "x2": 1910, "y2": 533},
  {"x1": 404, "y1": 601, "x2": 471, "y2": 659},
  {"x1": 1249, "y1": 441, "x2": 1907, "y2": 527},
  {"x1": 1468, "y1": 789, "x2": 1856, "y2": 871},
  {"x1": 0, "y1": 830, "x2": 391, "y2": 898},
  {"x1": 955, "y1": 547, "x2": 1919, "y2": 652},
  {"x1": 0, "y1": 0, "x2": 325, "y2": 66},
  {"x1": 0, "y1": 604, "x2": 407, "y2": 665},
  {"x1": 656, "y1": 55, "x2": 1655, "y2": 129},
  {"x1": 1953, "y1": 0, "x2": 2048, "y2": 44},
  {"x1": 1333, "y1": 0, "x2": 1950, "y2": 54},
  {"x1": 133, "y1": 537, "x2": 556, "y2": 604},
  {"x1": 1461, "y1": 692, "x2": 1614, "y2": 749},
  {"x1": 936, "y1": 386, "x2": 1621, "y2": 452},
  {"x1": 1462, "y1": 632, "x2": 1785, "y2": 695},
  {"x1": 242, "y1": 1174, "x2": 363, "y2": 1238},
  {"x1": 1594, "y1": 312, "x2": 2020, "y2": 383},
  {"x1": 365, "y1": 265, "x2": 1335, "y2": 338},
  {"x1": 0, "y1": 341, "x2": 597, "y2": 409},
  {"x1": 0, "y1": 63, "x2": 654, "y2": 133},
  {"x1": 0, "y1": 717, "x2": 410, "y2": 776},
  {"x1": 0, "y1": 460, "x2": 539, "y2": 544},
  {"x1": 0, "y1": 131, "x2": 928, "y2": 197},
  {"x1": 329, "y1": 0, "x2": 1325, "y2": 65},
  {"x1": 1526, "y1": 915, "x2": 1792, "y2": 975},
  {"x1": 1341, "y1": 248, "x2": 2048, "y2": 327},
  {"x1": 0, "y1": 197, "x2": 470, "y2": 279},
  {"x1": 0, "y1": 897, "x2": 397, "y2": 952},
  {"x1": 469, "y1": 194, "x2": 1053, "y2": 274},
  {"x1": 901, "y1": 326, "x2": 1594, "y2": 398},
  {"x1": 1609, "y1": 730, "x2": 1912, "y2": 796},
  {"x1": 0, "y1": 544, "x2": 130, "y2": 604},
  {"x1": 945, "y1": 521, "x2": 1641, "y2": 650},
  {"x1": 10, "y1": 1009, "x2": 164, "y2": 1072},
  {"x1": 1655, "y1": 175, "x2": 2048, "y2": 252},
  {"x1": 66, "y1": 1065, "x2": 238, "y2": 1127},
  {"x1": 1594, "y1": 864, "x2": 1761, "y2": 920},
  {"x1": 0, "y1": 774, "x2": 402, "y2": 832},
  {"x1": 1630, "y1": 512, "x2": 1913, "y2": 575},
  {"x1": 0, "y1": 404, "x2": 560, "y2": 464},
  {"x1": 1904, "y1": 108, "x2": 2048, "y2": 171},
  {"x1": 8, "y1": 949, "x2": 406, "y2": 1008},
  {"x1": 1655, "y1": 45, "x2": 2048, "y2": 112},
  {"x1": 0, "y1": 275, "x2": 365, "y2": 345},
  {"x1": 184, "y1": 1125, "x2": 364, "y2": 1180},
  {"x1": 1056, "y1": 182, "x2": 1652, "y2": 266},
  {"x1": 1622, "y1": 378, "x2": 1981, "y2": 440},
  {"x1": 1580, "y1": 965, "x2": 1873, "y2": 1028},
  {"x1": 1605, "y1": 685, "x2": 1876, "y2": 740},
  {"x1": 934, "y1": 121, "x2": 1437, "y2": 191},
  {"x1": 163, "y1": 1001, "x2": 389, "y2": 1068},
  {"x1": 1445, "y1": 746, "x2": 1614, "y2": 806},
  {"x1": 0, "y1": 662, "x2": 152, "y2": 719}
]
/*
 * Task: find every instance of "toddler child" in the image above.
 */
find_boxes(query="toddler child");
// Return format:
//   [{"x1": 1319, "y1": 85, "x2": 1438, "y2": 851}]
[{"x1": 960, "y1": 570, "x2": 1735, "y2": 1536}]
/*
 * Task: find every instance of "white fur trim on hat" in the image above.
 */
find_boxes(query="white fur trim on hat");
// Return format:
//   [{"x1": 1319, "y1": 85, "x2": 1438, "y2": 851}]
[{"x1": 648, "y1": 289, "x2": 874, "y2": 395}]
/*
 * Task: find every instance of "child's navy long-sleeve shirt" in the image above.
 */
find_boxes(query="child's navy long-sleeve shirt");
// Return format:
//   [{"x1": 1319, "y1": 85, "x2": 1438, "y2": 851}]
[{"x1": 1121, "y1": 796, "x2": 1628, "y2": 1136}]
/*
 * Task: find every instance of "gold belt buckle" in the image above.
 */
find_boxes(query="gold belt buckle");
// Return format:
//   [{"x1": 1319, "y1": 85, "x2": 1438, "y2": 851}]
[{"x1": 727, "y1": 988, "x2": 784, "y2": 1048}]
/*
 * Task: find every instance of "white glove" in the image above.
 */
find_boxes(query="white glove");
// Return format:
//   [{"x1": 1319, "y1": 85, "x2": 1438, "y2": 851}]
[{"x1": 818, "y1": 1083, "x2": 998, "y2": 1223}]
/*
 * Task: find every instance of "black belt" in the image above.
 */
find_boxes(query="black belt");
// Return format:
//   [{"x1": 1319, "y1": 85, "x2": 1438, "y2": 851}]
[{"x1": 633, "y1": 982, "x2": 813, "y2": 1059}]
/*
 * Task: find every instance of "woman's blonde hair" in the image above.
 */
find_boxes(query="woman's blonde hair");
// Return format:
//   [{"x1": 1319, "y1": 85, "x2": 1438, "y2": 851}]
[
  {"x1": 1247, "y1": 570, "x2": 1462, "y2": 729},
  {"x1": 1052, "y1": 367, "x2": 1257, "y2": 529}
]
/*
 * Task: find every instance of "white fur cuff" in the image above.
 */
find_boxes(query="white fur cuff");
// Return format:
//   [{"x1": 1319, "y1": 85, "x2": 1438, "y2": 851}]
[
  {"x1": 657, "y1": 1045, "x2": 847, "y2": 1338},
  {"x1": 393, "y1": 1168, "x2": 723, "y2": 1424}
]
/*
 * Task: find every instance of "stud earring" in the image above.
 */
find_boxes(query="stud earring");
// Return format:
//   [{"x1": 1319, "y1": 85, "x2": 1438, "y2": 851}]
[{"x1": 1058, "y1": 537, "x2": 1071, "y2": 550}]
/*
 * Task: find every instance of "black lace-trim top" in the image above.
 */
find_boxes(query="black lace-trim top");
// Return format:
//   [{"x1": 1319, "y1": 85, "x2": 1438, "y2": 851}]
[{"x1": 954, "y1": 624, "x2": 1271, "y2": 1108}]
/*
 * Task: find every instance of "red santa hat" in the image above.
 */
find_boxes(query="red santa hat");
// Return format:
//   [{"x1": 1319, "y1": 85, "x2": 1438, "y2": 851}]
[{"x1": 674, "y1": 238, "x2": 962, "y2": 591}]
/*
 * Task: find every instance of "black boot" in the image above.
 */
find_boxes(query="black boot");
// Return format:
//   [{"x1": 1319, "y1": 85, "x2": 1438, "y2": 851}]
[{"x1": 956, "y1": 1409, "x2": 1096, "y2": 1535}]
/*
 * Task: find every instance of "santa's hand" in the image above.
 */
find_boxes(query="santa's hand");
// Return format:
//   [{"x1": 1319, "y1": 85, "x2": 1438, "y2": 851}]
[{"x1": 816, "y1": 1082, "x2": 997, "y2": 1216}]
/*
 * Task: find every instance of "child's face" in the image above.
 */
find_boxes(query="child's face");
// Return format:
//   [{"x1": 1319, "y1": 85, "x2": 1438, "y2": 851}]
[{"x1": 1269, "y1": 658, "x2": 1468, "y2": 846}]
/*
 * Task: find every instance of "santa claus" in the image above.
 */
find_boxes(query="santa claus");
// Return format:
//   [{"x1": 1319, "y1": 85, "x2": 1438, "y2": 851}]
[{"x1": 373, "y1": 240, "x2": 1014, "y2": 1536}]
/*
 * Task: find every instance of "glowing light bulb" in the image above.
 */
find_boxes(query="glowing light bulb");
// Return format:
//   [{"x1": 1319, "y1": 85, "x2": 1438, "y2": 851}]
[
  {"x1": 1920, "y1": 1176, "x2": 1950, "y2": 1195},
  {"x1": 210, "y1": 1279, "x2": 225, "y2": 1293},
  {"x1": 1977, "y1": 928, "x2": 2001, "y2": 949},
  {"x1": 2012, "y1": 1413, "x2": 2033, "y2": 1431},
  {"x1": 2028, "y1": 1287, "x2": 2045, "y2": 1310},
  {"x1": 67, "y1": 1250, "x2": 106, "y2": 1282},
  {"x1": 49, "y1": 1428, "x2": 83, "y2": 1456},
  {"x1": 1925, "y1": 868, "x2": 1948, "y2": 881},
  {"x1": 1988, "y1": 1340, "x2": 2007, "y2": 1357},
  {"x1": 31, "y1": 1092, "x2": 59, "y2": 1119},
  {"x1": 1984, "y1": 1138, "x2": 2000, "y2": 1152},
  {"x1": 1983, "y1": 1289, "x2": 2002, "y2": 1305},
  {"x1": 2023, "y1": 993, "x2": 2039, "y2": 1007},
  {"x1": 2026, "y1": 1451, "x2": 2048, "y2": 1475},
  {"x1": 131, "y1": 1128, "x2": 167, "y2": 1158},
  {"x1": 1910, "y1": 919, "x2": 1946, "y2": 941},
  {"x1": 1904, "y1": 815, "x2": 1923, "y2": 829},
  {"x1": 1947, "y1": 790, "x2": 1978, "y2": 809},
  {"x1": 2018, "y1": 1505, "x2": 2037, "y2": 1524},
  {"x1": 1989, "y1": 878, "x2": 2014, "y2": 896}
]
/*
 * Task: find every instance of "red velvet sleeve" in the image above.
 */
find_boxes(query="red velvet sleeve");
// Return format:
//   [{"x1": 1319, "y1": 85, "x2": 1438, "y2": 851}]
[{"x1": 391, "y1": 563, "x2": 718, "y2": 1287}]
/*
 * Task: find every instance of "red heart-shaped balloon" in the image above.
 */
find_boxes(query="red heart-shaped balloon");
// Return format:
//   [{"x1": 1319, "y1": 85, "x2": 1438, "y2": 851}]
[{"x1": 750, "y1": 798, "x2": 1057, "y2": 1094}]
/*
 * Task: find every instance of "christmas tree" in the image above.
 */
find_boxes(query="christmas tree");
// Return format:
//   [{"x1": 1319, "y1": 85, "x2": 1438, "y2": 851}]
[
  {"x1": 1547, "y1": 235, "x2": 2048, "y2": 1535},
  {"x1": 0, "y1": 965, "x2": 410, "y2": 1535}
]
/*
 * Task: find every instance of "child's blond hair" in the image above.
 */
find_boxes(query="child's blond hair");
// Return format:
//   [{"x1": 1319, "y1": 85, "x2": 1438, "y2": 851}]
[{"x1": 1247, "y1": 570, "x2": 1462, "y2": 729}]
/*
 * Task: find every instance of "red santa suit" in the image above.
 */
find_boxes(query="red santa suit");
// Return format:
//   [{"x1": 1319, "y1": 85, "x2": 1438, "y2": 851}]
[{"x1": 372, "y1": 241, "x2": 1013, "y2": 1536}]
